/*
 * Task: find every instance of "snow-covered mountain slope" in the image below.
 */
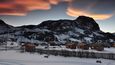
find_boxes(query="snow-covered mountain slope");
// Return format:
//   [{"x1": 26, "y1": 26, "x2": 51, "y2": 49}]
[
  {"x1": 0, "y1": 19, "x2": 14, "y2": 34},
  {"x1": 0, "y1": 16, "x2": 114, "y2": 45}
]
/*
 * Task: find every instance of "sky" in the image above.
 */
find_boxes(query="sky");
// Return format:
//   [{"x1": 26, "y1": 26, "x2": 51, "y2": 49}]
[{"x1": 0, "y1": 0, "x2": 115, "y2": 33}]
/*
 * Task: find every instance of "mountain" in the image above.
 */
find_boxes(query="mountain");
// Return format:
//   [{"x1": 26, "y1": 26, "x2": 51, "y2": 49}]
[
  {"x1": 112, "y1": 33, "x2": 115, "y2": 35},
  {"x1": 0, "y1": 16, "x2": 114, "y2": 46},
  {"x1": 75, "y1": 16, "x2": 100, "y2": 31},
  {"x1": 0, "y1": 19, "x2": 14, "y2": 34},
  {"x1": 38, "y1": 16, "x2": 99, "y2": 31}
]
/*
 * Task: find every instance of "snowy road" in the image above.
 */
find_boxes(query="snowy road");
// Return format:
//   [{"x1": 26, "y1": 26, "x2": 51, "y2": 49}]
[{"x1": 0, "y1": 50, "x2": 115, "y2": 65}]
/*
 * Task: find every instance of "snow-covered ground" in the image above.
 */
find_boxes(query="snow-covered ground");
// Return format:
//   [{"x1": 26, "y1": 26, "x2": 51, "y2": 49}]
[
  {"x1": 37, "y1": 45, "x2": 115, "y2": 53},
  {"x1": 0, "y1": 50, "x2": 115, "y2": 65}
]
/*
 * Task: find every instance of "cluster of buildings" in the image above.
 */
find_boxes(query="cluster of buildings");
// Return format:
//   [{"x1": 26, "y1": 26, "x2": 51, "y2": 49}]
[{"x1": 19, "y1": 40, "x2": 115, "y2": 52}]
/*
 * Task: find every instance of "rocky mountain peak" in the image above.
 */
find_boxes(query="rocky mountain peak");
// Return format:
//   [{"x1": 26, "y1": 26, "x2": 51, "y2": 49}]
[
  {"x1": 38, "y1": 16, "x2": 100, "y2": 32},
  {"x1": 0, "y1": 19, "x2": 14, "y2": 34},
  {"x1": 75, "y1": 16, "x2": 100, "y2": 31},
  {"x1": 0, "y1": 19, "x2": 7, "y2": 26}
]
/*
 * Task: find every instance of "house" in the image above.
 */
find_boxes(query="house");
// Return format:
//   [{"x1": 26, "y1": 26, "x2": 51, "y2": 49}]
[
  {"x1": 21, "y1": 43, "x2": 36, "y2": 52},
  {"x1": 77, "y1": 42, "x2": 89, "y2": 50},
  {"x1": 65, "y1": 42, "x2": 77, "y2": 49},
  {"x1": 112, "y1": 43, "x2": 115, "y2": 47},
  {"x1": 90, "y1": 41, "x2": 104, "y2": 51}
]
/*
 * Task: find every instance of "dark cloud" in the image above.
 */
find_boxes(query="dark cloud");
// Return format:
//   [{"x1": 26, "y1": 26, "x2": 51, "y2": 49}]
[
  {"x1": 70, "y1": 0, "x2": 115, "y2": 14},
  {"x1": 91, "y1": 0, "x2": 115, "y2": 14}
]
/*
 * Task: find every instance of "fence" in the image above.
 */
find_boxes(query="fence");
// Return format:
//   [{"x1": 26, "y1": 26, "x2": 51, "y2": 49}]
[{"x1": 36, "y1": 48, "x2": 115, "y2": 60}]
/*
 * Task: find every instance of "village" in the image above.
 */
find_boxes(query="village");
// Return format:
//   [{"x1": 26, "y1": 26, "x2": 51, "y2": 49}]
[
  {"x1": 0, "y1": 38, "x2": 115, "y2": 60},
  {"x1": 19, "y1": 40, "x2": 115, "y2": 52}
]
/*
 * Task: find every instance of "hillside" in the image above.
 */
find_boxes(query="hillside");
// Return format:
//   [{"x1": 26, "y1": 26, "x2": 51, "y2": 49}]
[{"x1": 0, "y1": 16, "x2": 114, "y2": 46}]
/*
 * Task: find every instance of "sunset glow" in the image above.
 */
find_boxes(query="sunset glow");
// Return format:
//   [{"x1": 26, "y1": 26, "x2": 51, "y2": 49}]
[
  {"x1": 0, "y1": 0, "x2": 114, "y2": 20},
  {"x1": 66, "y1": 7, "x2": 113, "y2": 20}
]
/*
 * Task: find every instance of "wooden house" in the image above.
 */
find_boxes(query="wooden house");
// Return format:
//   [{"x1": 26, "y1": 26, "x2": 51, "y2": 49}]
[
  {"x1": 21, "y1": 43, "x2": 36, "y2": 52},
  {"x1": 90, "y1": 43, "x2": 104, "y2": 51},
  {"x1": 66, "y1": 42, "x2": 77, "y2": 49},
  {"x1": 112, "y1": 43, "x2": 115, "y2": 47},
  {"x1": 77, "y1": 42, "x2": 89, "y2": 50}
]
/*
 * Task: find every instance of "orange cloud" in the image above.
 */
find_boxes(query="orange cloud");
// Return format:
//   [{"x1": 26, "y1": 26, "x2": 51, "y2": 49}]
[
  {"x1": 0, "y1": 3, "x2": 14, "y2": 8},
  {"x1": 66, "y1": 7, "x2": 113, "y2": 20},
  {"x1": 0, "y1": 0, "x2": 52, "y2": 16},
  {"x1": 48, "y1": 0, "x2": 73, "y2": 5},
  {"x1": 0, "y1": 0, "x2": 73, "y2": 16},
  {"x1": 15, "y1": 0, "x2": 51, "y2": 10},
  {"x1": 48, "y1": 0, "x2": 60, "y2": 5},
  {"x1": 0, "y1": 0, "x2": 113, "y2": 20},
  {"x1": 0, "y1": 13, "x2": 26, "y2": 16}
]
